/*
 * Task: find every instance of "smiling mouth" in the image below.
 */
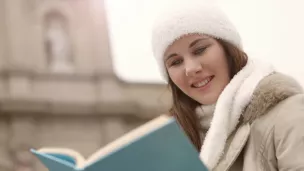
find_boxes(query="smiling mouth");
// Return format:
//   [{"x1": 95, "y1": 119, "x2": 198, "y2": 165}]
[{"x1": 191, "y1": 76, "x2": 214, "y2": 88}]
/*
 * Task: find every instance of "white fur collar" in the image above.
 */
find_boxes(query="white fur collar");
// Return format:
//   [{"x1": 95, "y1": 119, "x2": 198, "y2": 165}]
[{"x1": 198, "y1": 58, "x2": 274, "y2": 170}]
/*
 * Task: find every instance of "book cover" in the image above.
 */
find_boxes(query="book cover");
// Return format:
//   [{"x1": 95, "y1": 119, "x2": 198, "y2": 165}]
[{"x1": 31, "y1": 115, "x2": 208, "y2": 171}]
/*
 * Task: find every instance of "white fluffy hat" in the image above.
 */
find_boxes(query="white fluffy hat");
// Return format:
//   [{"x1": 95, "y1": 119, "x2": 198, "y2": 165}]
[{"x1": 151, "y1": 1, "x2": 243, "y2": 80}]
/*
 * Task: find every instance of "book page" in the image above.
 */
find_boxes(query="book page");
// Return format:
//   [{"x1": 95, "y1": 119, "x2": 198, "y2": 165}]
[
  {"x1": 37, "y1": 148, "x2": 86, "y2": 168},
  {"x1": 81, "y1": 115, "x2": 172, "y2": 168}
]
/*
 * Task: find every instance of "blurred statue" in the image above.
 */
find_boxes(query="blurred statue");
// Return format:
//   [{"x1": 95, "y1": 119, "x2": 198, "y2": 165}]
[{"x1": 44, "y1": 12, "x2": 74, "y2": 73}]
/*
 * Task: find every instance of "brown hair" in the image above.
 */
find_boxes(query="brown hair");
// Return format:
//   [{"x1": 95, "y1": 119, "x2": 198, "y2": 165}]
[{"x1": 167, "y1": 39, "x2": 248, "y2": 151}]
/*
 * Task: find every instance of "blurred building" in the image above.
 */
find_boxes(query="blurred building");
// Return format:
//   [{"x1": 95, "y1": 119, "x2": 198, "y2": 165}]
[{"x1": 0, "y1": 1, "x2": 171, "y2": 171}]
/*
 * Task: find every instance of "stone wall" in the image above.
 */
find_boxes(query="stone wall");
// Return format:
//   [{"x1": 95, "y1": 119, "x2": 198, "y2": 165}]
[{"x1": 0, "y1": 0, "x2": 172, "y2": 170}]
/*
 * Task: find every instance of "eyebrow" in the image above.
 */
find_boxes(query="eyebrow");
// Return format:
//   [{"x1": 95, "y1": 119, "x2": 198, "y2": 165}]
[
  {"x1": 165, "y1": 38, "x2": 208, "y2": 61},
  {"x1": 189, "y1": 38, "x2": 208, "y2": 48}
]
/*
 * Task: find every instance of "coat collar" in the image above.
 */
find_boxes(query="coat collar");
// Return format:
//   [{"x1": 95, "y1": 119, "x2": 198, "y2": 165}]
[
  {"x1": 210, "y1": 73, "x2": 303, "y2": 171},
  {"x1": 213, "y1": 123, "x2": 250, "y2": 171},
  {"x1": 198, "y1": 59, "x2": 275, "y2": 170},
  {"x1": 198, "y1": 58, "x2": 304, "y2": 170}
]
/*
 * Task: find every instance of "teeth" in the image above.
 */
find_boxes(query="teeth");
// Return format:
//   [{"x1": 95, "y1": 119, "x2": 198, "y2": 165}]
[{"x1": 194, "y1": 77, "x2": 211, "y2": 88}]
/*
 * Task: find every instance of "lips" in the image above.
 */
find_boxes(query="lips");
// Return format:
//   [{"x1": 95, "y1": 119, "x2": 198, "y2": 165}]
[{"x1": 191, "y1": 76, "x2": 214, "y2": 88}]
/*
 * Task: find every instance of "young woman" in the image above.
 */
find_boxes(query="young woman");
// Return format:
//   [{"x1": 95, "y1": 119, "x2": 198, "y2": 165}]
[{"x1": 151, "y1": 2, "x2": 304, "y2": 171}]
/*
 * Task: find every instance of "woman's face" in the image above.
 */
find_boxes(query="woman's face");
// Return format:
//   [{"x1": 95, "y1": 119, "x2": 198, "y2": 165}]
[{"x1": 164, "y1": 34, "x2": 230, "y2": 105}]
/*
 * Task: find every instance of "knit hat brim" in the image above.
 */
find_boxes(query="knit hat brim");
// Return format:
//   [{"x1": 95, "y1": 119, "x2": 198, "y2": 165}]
[{"x1": 151, "y1": 2, "x2": 242, "y2": 80}]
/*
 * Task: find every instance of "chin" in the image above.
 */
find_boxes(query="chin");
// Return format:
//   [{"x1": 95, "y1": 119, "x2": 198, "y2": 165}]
[
  {"x1": 197, "y1": 95, "x2": 217, "y2": 105},
  {"x1": 200, "y1": 100, "x2": 215, "y2": 105}
]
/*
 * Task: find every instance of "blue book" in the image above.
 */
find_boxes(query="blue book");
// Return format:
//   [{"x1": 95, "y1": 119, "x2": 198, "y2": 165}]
[{"x1": 31, "y1": 115, "x2": 208, "y2": 171}]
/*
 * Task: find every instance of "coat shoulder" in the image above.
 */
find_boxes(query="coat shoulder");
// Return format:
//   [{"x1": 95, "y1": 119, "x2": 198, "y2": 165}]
[
  {"x1": 258, "y1": 93, "x2": 304, "y2": 124},
  {"x1": 244, "y1": 73, "x2": 304, "y2": 145},
  {"x1": 270, "y1": 93, "x2": 304, "y2": 129},
  {"x1": 243, "y1": 72, "x2": 303, "y2": 123},
  {"x1": 244, "y1": 94, "x2": 304, "y2": 171}
]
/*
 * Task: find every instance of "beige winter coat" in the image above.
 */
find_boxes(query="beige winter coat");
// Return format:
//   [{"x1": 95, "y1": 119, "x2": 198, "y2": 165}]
[{"x1": 214, "y1": 73, "x2": 304, "y2": 171}]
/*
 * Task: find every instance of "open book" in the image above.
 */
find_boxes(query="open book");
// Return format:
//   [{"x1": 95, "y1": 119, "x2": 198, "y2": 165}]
[{"x1": 31, "y1": 115, "x2": 208, "y2": 171}]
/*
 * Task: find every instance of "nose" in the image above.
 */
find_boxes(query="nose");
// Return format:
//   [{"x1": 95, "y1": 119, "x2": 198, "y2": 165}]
[{"x1": 185, "y1": 59, "x2": 202, "y2": 77}]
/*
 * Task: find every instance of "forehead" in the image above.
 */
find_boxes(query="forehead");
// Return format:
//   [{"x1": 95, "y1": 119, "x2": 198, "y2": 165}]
[{"x1": 164, "y1": 34, "x2": 210, "y2": 55}]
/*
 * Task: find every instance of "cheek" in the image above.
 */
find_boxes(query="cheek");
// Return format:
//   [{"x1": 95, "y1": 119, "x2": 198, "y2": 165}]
[
  {"x1": 216, "y1": 56, "x2": 230, "y2": 78},
  {"x1": 206, "y1": 48, "x2": 230, "y2": 76},
  {"x1": 214, "y1": 57, "x2": 229, "y2": 76},
  {"x1": 168, "y1": 68, "x2": 188, "y2": 90},
  {"x1": 210, "y1": 53, "x2": 231, "y2": 92}
]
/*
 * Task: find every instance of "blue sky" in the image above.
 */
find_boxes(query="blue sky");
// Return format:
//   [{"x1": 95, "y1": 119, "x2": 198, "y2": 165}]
[{"x1": 104, "y1": 0, "x2": 304, "y2": 85}]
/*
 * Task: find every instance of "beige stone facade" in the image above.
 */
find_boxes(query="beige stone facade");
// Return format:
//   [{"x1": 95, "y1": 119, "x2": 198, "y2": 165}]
[{"x1": 0, "y1": 1, "x2": 171, "y2": 171}]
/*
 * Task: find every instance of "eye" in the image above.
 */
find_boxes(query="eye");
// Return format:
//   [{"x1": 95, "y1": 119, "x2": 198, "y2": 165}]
[
  {"x1": 170, "y1": 59, "x2": 183, "y2": 66},
  {"x1": 193, "y1": 47, "x2": 207, "y2": 55}
]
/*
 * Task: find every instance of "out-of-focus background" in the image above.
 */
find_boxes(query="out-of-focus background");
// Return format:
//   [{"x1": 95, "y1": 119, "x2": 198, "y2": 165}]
[
  {"x1": 0, "y1": 0, "x2": 171, "y2": 170},
  {"x1": 0, "y1": 0, "x2": 304, "y2": 171}
]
